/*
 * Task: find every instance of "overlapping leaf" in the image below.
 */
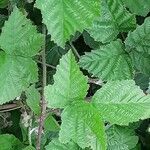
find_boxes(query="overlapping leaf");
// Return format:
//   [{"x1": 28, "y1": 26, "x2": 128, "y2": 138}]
[
  {"x1": 35, "y1": 0, "x2": 100, "y2": 47},
  {"x1": 79, "y1": 40, "x2": 133, "y2": 81},
  {"x1": 130, "y1": 50, "x2": 150, "y2": 76},
  {"x1": 45, "y1": 50, "x2": 89, "y2": 108},
  {"x1": 0, "y1": 7, "x2": 43, "y2": 104},
  {"x1": 121, "y1": 0, "x2": 150, "y2": 17},
  {"x1": 88, "y1": 0, "x2": 136, "y2": 43},
  {"x1": 45, "y1": 139, "x2": 79, "y2": 150},
  {"x1": 59, "y1": 101, "x2": 106, "y2": 149},
  {"x1": 92, "y1": 80, "x2": 150, "y2": 125},
  {"x1": 107, "y1": 125, "x2": 138, "y2": 150},
  {"x1": 125, "y1": 17, "x2": 150, "y2": 55}
]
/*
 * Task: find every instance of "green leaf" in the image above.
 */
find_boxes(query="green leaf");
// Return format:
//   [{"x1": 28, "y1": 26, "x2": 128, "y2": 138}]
[
  {"x1": 59, "y1": 101, "x2": 107, "y2": 150},
  {"x1": 45, "y1": 139, "x2": 79, "y2": 150},
  {"x1": 0, "y1": 134, "x2": 23, "y2": 150},
  {"x1": 46, "y1": 45, "x2": 68, "y2": 66},
  {"x1": 0, "y1": 15, "x2": 7, "y2": 29},
  {"x1": 45, "y1": 50, "x2": 89, "y2": 108},
  {"x1": 44, "y1": 114, "x2": 60, "y2": 132},
  {"x1": 107, "y1": 125, "x2": 138, "y2": 150},
  {"x1": 88, "y1": 0, "x2": 136, "y2": 43},
  {"x1": 130, "y1": 50, "x2": 150, "y2": 76},
  {"x1": 135, "y1": 73, "x2": 150, "y2": 91},
  {"x1": 92, "y1": 80, "x2": 150, "y2": 125},
  {"x1": 0, "y1": 7, "x2": 43, "y2": 57},
  {"x1": 125, "y1": 17, "x2": 150, "y2": 55},
  {"x1": 26, "y1": 85, "x2": 41, "y2": 115},
  {"x1": 0, "y1": 0, "x2": 8, "y2": 8},
  {"x1": 121, "y1": 0, "x2": 150, "y2": 17},
  {"x1": 35, "y1": 0, "x2": 100, "y2": 47},
  {"x1": 83, "y1": 31, "x2": 100, "y2": 49},
  {"x1": 79, "y1": 40, "x2": 133, "y2": 81},
  {"x1": 23, "y1": 146, "x2": 36, "y2": 150},
  {"x1": 0, "y1": 7, "x2": 43, "y2": 104}
]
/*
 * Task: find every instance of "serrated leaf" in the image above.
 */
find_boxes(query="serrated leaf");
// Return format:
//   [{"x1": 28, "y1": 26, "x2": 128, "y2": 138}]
[
  {"x1": 121, "y1": 0, "x2": 150, "y2": 17},
  {"x1": 125, "y1": 17, "x2": 150, "y2": 55},
  {"x1": 59, "y1": 101, "x2": 106, "y2": 150},
  {"x1": 0, "y1": 7, "x2": 43, "y2": 104},
  {"x1": 107, "y1": 125, "x2": 138, "y2": 150},
  {"x1": 88, "y1": 0, "x2": 136, "y2": 43},
  {"x1": 0, "y1": 134, "x2": 23, "y2": 150},
  {"x1": 92, "y1": 80, "x2": 150, "y2": 125},
  {"x1": 0, "y1": 52, "x2": 38, "y2": 104},
  {"x1": 45, "y1": 50, "x2": 89, "y2": 108},
  {"x1": 79, "y1": 40, "x2": 133, "y2": 81},
  {"x1": 45, "y1": 139, "x2": 79, "y2": 150},
  {"x1": 35, "y1": 0, "x2": 100, "y2": 47},
  {"x1": 0, "y1": 7, "x2": 43, "y2": 57},
  {"x1": 26, "y1": 85, "x2": 41, "y2": 115}
]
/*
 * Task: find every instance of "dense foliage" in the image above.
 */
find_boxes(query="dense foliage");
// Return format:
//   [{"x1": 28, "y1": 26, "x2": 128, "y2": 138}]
[{"x1": 0, "y1": 0, "x2": 150, "y2": 150}]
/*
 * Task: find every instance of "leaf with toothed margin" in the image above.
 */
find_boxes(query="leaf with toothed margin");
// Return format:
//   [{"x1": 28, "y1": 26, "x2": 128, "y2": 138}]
[
  {"x1": 79, "y1": 40, "x2": 133, "y2": 81},
  {"x1": 88, "y1": 0, "x2": 136, "y2": 43},
  {"x1": 0, "y1": 7, "x2": 43, "y2": 104},
  {"x1": 92, "y1": 80, "x2": 150, "y2": 125},
  {"x1": 45, "y1": 50, "x2": 89, "y2": 108},
  {"x1": 59, "y1": 101, "x2": 107, "y2": 150},
  {"x1": 35, "y1": 0, "x2": 100, "y2": 47}
]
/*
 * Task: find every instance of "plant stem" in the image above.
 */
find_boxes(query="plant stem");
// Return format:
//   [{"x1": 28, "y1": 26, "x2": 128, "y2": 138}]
[
  {"x1": 36, "y1": 25, "x2": 47, "y2": 150},
  {"x1": 36, "y1": 60, "x2": 56, "y2": 69},
  {"x1": 69, "y1": 41, "x2": 80, "y2": 59}
]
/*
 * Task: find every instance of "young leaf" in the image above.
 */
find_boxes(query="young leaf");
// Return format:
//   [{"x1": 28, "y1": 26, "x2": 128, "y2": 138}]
[
  {"x1": 45, "y1": 50, "x2": 89, "y2": 108},
  {"x1": 125, "y1": 17, "x2": 150, "y2": 55},
  {"x1": 107, "y1": 125, "x2": 138, "y2": 150},
  {"x1": 26, "y1": 85, "x2": 41, "y2": 115},
  {"x1": 121, "y1": 0, "x2": 150, "y2": 17},
  {"x1": 45, "y1": 139, "x2": 79, "y2": 150},
  {"x1": 88, "y1": 0, "x2": 136, "y2": 43},
  {"x1": 35, "y1": 0, "x2": 100, "y2": 47},
  {"x1": 59, "y1": 101, "x2": 106, "y2": 150},
  {"x1": 44, "y1": 114, "x2": 60, "y2": 132},
  {"x1": 92, "y1": 80, "x2": 150, "y2": 125},
  {"x1": 0, "y1": 134, "x2": 23, "y2": 150},
  {"x1": 0, "y1": 7, "x2": 43, "y2": 104},
  {"x1": 79, "y1": 40, "x2": 133, "y2": 81}
]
